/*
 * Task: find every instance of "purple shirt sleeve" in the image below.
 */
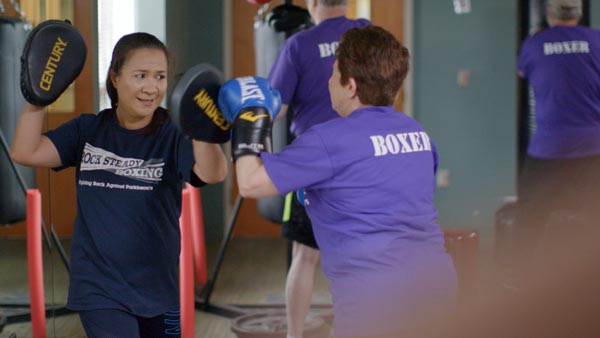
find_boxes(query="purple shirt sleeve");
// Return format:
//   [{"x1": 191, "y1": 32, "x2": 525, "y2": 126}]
[
  {"x1": 261, "y1": 129, "x2": 334, "y2": 195},
  {"x1": 517, "y1": 37, "x2": 533, "y2": 79}
]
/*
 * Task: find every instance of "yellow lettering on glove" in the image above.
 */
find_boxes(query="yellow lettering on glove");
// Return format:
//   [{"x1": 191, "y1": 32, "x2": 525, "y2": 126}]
[
  {"x1": 239, "y1": 111, "x2": 268, "y2": 122},
  {"x1": 39, "y1": 37, "x2": 68, "y2": 92},
  {"x1": 194, "y1": 89, "x2": 231, "y2": 131}
]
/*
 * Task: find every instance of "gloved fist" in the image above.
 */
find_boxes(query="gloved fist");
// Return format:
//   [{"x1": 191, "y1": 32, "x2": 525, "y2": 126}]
[
  {"x1": 218, "y1": 76, "x2": 281, "y2": 123},
  {"x1": 218, "y1": 77, "x2": 282, "y2": 161}
]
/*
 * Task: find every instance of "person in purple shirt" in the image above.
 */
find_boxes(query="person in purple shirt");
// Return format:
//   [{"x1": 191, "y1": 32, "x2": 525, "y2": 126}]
[
  {"x1": 223, "y1": 26, "x2": 457, "y2": 338},
  {"x1": 516, "y1": 0, "x2": 600, "y2": 279},
  {"x1": 268, "y1": 1, "x2": 369, "y2": 336}
]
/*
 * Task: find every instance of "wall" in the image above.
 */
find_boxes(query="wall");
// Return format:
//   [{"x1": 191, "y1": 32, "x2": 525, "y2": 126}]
[
  {"x1": 135, "y1": 0, "x2": 165, "y2": 43},
  {"x1": 592, "y1": 1, "x2": 600, "y2": 29},
  {"x1": 412, "y1": 1, "x2": 518, "y2": 231}
]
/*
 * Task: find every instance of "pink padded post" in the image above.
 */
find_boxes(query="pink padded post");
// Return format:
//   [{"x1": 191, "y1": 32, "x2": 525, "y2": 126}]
[
  {"x1": 180, "y1": 188, "x2": 195, "y2": 337},
  {"x1": 186, "y1": 183, "x2": 207, "y2": 285},
  {"x1": 26, "y1": 189, "x2": 46, "y2": 338}
]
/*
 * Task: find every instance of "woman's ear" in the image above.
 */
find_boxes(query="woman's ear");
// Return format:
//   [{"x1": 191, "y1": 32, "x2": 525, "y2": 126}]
[
  {"x1": 347, "y1": 77, "x2": 358, "y2": 99},
  {"x1": 109, "y1": 69, "x2": 117, "y2": 87}
]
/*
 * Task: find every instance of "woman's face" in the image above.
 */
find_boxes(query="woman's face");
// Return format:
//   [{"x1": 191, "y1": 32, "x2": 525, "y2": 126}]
[{"x1": 111, "y1": 48, "x2": 167, "y2": 129}]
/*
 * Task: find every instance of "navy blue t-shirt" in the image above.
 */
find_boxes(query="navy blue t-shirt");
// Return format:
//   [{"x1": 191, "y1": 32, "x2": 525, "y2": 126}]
[{"x1": 45, "y1": 108, "x2": 199, "y2": 316}]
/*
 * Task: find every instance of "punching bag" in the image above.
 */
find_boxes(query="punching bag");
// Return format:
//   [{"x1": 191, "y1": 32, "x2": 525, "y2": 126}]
[
  {"x1": 253, "y1": 3, "x2": 311, "y2": 224},
  {"x1": 0, "y1": 17, "x2": 36, "y2": 225},
  {"x1": 254, "y1": 6, "x2": 289, "y2": 224}
]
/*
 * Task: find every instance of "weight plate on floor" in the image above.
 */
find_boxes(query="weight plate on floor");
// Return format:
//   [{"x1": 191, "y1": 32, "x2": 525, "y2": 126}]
[{"x1": 231, "y1": 310, "x2": 328, "y2": 338}]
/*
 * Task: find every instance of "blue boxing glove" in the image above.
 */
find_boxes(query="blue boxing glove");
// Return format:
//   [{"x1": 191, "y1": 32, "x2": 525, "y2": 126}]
[{"x1": 218, "y1": 76, "x2": 282, "y2": 161}]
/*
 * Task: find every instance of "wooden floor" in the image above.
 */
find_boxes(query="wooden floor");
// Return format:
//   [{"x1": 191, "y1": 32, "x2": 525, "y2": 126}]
[{"x1": 0, "y1": 237, "x2": 334, "y2": 338}]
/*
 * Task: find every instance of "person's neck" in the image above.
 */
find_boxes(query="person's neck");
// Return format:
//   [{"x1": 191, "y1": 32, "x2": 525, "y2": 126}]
[
  {"x1": 548, "y1": 18, "x2": 579, "y2": 27},
  {"x1": 314, "y1": 6, "x2": 346, "y2": 25},
  {"x1": 115, "y1": 108, "x2": 152, "y2": 130}
]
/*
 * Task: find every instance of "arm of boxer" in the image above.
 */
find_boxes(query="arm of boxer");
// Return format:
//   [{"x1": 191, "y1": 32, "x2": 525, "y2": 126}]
[
  {"x1": 517, "y1": 70, "x2": 524, "y2": 78},
  {"x1": 235, "y1": 156, "x2": 280, "y2": 198},
  {"x1": 10, "y1": 103, "x2": 62, "y2": 168},
  {"x1": 191, "y1": 140, "x2": 228, "y2": 184}
]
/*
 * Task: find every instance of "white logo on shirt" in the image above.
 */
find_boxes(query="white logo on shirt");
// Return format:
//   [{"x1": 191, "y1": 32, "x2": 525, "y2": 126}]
[
  {"x1": 318, "y1": 41, "x2": 339, "y2": 58},
  {"x1": 370, "y1": 132, "x2": 432, "y2": 157},
  {"x1": 80, "y1": 143, "x2": 164, "y2": 183},
  {"x1": 543, "y1": 41, "x2": 589, "y2": 55}
]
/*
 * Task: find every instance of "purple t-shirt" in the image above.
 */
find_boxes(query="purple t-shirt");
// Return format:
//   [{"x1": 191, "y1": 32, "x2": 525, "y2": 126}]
[
  {"x1": 261, "y1": 106, "x2": 456, "y2": 337},
  {"x1": 518, "y1": 25, "x2": 600, "y2": 159},
  {"x1": 268, "y1": 16, "x2": 370, "y2": 136}
]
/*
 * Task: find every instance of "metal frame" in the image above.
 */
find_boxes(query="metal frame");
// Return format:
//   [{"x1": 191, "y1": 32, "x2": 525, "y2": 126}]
[{"x1": 0, "y1": 128, "x2": 73, "y2": 324}]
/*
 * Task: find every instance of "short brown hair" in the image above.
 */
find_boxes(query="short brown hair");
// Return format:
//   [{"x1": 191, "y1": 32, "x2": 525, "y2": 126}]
[
  {"x1": 335, "y1": 26, "x2": 409, "y2": 106},
  {"x1": 547, "y1": 0, "x2": 582, "y2": 21}
]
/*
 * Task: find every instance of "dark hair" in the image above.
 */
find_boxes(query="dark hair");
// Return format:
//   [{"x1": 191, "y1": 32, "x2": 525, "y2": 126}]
[
  {"x1": 104, "y1": 32, "x2": 170, "y2": 134},
  {"x1": 335, "y1": 26, "x2": 409, "y2": 106},
  {"x1": 320, "y1": 0, "x2": 348, "y2": 6}
]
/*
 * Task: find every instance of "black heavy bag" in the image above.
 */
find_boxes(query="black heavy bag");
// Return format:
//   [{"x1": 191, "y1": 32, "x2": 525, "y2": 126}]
[
  {"x1": 254, "y1": 4, "x2": 313, "y2": 224},
  {"x1": 253, "y1": 8, "x2": 289, "y2": 224},
  {"x1": 0, "y1": 17, "x2": 36, "y2": 225}
]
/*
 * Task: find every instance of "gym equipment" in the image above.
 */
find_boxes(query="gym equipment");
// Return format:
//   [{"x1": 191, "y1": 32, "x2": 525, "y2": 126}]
[
  {"x1": 254, "y1": 1, "x2": 311, "y2": 224},
  {"x1": 218, "y1": 76, "x2": 281, "y2": 161},
  {"x1": 0, "y1": 16, "x2": 72, "y2": 325},
  {"x1": 247, "y1": 0, "x2": 272, "y2": 4},
  {"x1": 0, "y1": 16, "x2": 34, "y2": 225},
  {"x1": 267, "y1": 3, "x2": 312, "y2": 33},
  {"x1": 231, "y1": 311, "x2": 329, "y2": 338},
  {"x1": 254, "y1": 2, "x2": 290, "y2": 224},
  {"x1": 169, "y1": 64, "x2": 229, "y2": 143},
  {"x1": 194, "y1": 0, "x2": 329, "y2": 320},
  {"x1": 180, "y1": 189, "x2": 195, "y2": 338},
  {"x1": 20, "y1": 19, "x2": 87, "y2": 107},
  {"x1": 26, "y1": 190, "x2": 46, "y2": 338}
]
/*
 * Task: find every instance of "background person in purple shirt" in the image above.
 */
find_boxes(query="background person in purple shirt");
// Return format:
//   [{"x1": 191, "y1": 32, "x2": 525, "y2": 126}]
[
  {"x1": 228, "y1": 26, "x2": 457, "y2": 338},
  {"x1": 516, "y1": 0, "x2": 600, "y2": 279},
  {"x1": 268, "y1": 1, "x2": 369, "y2": 336}
]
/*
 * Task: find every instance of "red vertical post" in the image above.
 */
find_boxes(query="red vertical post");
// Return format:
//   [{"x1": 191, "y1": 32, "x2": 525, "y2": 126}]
[
  {"x1": 186, "y1": 183, "x2": 208, "y2": 285},
  {"x1": 180, "y1": 188, "x2": 195, "y2": 338},
  {"x1": 26, "y1": 189, "x2": 46, "y2": 338}
]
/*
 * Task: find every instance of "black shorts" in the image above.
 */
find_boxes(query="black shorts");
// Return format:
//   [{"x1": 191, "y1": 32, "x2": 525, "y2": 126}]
[{"x1": 281, "y1": 193, "x2": 319, "y2": 249}]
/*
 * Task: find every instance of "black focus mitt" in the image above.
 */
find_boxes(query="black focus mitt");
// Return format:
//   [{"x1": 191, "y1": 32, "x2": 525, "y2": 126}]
[
  {"x1": 20, "y1": 19, "x2": 87, "y2": 107},
  {"x1": 169, "y1": 64, "x2": 230, "y2": 143}
]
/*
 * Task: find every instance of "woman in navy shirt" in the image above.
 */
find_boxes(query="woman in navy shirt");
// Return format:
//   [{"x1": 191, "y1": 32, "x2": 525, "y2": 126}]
[{"x1": 11, "y1": 32, "x2": 227, "y2": 337}]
